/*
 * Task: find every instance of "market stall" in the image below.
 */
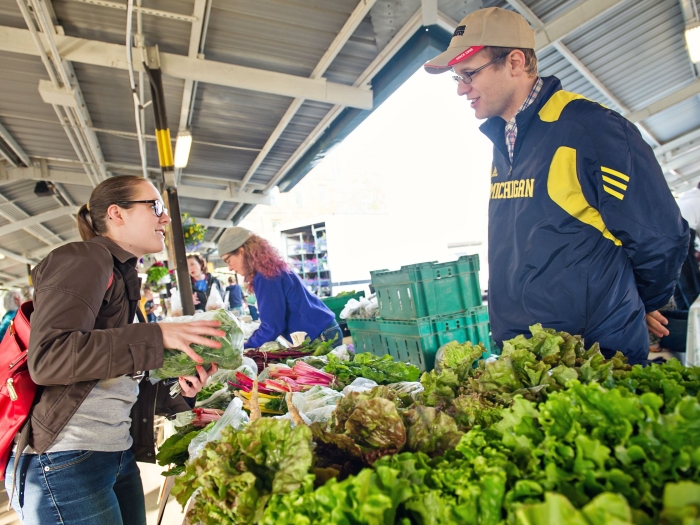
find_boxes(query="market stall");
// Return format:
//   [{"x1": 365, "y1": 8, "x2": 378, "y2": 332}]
[{"x1": 153, "y1": 312, "x2": 700, "y2": 524}]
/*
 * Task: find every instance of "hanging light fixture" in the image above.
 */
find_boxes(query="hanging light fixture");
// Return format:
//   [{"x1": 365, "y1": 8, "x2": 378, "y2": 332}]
[
  {"x1": 174, "y1": 130, "x2": 193, "y2": 168},
  {"x1": 686, "y1": 23, "x2": 700, "y2": 63},
  {"x1": 686, "y1": 0, "x2": 700, "y2": 63}
]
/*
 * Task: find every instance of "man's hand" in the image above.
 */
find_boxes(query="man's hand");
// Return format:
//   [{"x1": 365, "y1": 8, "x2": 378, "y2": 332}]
[
  {"x1": 179, "y1": 363, "x2": 219, "y2": 398},
  {"x1": 646, "y1": 310, "x2": 670, "y2": 339}
]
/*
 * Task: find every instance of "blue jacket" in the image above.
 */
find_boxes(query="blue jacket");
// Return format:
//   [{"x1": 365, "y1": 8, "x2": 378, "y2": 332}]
[
  {"x1": 0, "y1": 309, "x2": 16, "y2": 341},
  {"x1": 481, "y1": 76, "x2": 689, "y2": 364},
  {"x1": 245, "y1": 271, "x2": 336, "y2": 349}
]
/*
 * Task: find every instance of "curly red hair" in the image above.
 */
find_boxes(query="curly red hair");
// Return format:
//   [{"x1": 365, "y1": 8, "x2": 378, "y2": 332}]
[{"x1": 234, "y1": 234, "x2": 289, "y2": 292}]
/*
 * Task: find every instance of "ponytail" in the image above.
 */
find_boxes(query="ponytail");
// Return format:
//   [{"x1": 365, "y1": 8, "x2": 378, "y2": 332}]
[
  {"x1": 77, "y1": 203, "x2": 98, "y2": 240},
  {"x1": 78, "y1": 175, "x2": 147, "y2": 241}
]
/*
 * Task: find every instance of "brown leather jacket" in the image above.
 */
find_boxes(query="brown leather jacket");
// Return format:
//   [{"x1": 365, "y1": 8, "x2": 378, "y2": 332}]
[{"x1": 26, "y1": 236, "x2": 191, "y2": 462}]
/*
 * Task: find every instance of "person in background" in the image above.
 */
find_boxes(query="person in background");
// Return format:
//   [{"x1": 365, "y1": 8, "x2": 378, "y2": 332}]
[
  {"x1": 187, "y1": 254, "x2": 223, "y2": 312},
  {"x1": 246, "y1": 292, "x2": 259, "y2": 321},
  {"x1": 217, "y1": 227, "x2": 341, "y2": 348},
  {"x1": 0, "y1": 290, "x2": 21, "y2": 340},
  {"x1": 6, "y1": 175, "x2": 223, "y2": 525},
  {"x1": 142, "y1": 285, "x2": 157, "y2": 323},
  {"x1": 225, "y1": 276, "x2": 244, "y2": 316},
  {"x1": 678, "y1": 183, "x2": 700, "y2": 238}
]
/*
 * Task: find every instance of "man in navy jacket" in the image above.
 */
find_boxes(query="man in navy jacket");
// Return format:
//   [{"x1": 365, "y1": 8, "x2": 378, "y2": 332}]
[{"x1": 424, "y1": 7, "x2": 688, "y2": 363}]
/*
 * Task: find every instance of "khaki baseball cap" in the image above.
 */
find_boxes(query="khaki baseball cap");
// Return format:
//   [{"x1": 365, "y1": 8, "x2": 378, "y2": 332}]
[{"x1": 424, "y1": 7, "x2": 535, "y2": 73}]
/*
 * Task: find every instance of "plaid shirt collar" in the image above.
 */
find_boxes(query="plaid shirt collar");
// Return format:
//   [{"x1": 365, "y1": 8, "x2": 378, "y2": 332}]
[{"x1": 505, "y1": 77, "x2": 543, "y2": 162}]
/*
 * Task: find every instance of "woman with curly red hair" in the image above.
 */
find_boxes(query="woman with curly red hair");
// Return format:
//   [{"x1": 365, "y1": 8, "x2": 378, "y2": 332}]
[{"x1": 217, "y1": 227, "x2": 341, "y2": 349}]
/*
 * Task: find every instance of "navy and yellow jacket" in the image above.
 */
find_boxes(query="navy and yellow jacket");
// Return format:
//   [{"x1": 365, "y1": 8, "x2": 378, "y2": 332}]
[{"x1": 481, "y1": 76, "x2": 689, "y2": 364}]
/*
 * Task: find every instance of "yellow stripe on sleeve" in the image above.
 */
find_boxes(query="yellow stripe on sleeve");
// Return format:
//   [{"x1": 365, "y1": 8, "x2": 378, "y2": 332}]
[
  {"x1": 547, "y1": 146, "x2": 622, "y2": 246},
  {"x1": 601, "y1": 166, "x2": 629, "y2": 182},
  {"x1": 603, "y1": 185, "x2": 625, "y2": 200},
  {"x1": 602, "y1": 175, "x2": 627, "y2": 191}
]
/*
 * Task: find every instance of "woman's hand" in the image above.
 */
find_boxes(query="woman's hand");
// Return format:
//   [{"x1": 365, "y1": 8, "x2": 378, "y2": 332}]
[
  {"x1": 179, "y1": 363, "x2": 219, "y2": 398},
  {"x1": 157, "y1": 320, "x2": 224, "y2": 363}
]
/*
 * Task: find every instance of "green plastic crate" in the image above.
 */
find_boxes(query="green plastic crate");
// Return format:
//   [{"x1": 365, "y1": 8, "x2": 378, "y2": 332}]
[
  {"x1": 322, "y1": 291, "x2": 365, "y2": 325},
  {"x1": 346, "y1": 318, "x2": 383, "y2": 356},
  {"x1": 377, "y1": 306, "x2": 491, "y2": 372},
  {"x1": 371, "y1": 255, "x2": 482, "y2": 321}
]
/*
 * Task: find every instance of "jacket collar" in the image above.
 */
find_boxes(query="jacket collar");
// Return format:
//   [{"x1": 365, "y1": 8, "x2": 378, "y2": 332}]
[
  {"x1": 87, "y1": 236, "x2": 138, "y2": 265},
  {"x1": 479, "y1": 76, "x2": 563, "y2": 164}
]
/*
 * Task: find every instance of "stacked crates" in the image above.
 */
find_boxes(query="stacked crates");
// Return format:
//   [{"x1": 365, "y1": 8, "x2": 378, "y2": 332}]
[{"x1": 347, "y1": 255, "x2": 491, "y2": 372}]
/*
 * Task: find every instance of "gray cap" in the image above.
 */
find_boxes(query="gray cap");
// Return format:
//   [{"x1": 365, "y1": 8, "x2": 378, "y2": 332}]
[{"x1": 218, "y1": 226, "x2": 253, "y2": 256}]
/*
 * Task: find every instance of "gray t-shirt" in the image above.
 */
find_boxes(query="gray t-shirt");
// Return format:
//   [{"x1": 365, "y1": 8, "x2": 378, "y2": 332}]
[
  {"x1": 46, "y1": 375, "x2": 140, "y2": 453},
  {"x1": 46, "y1": 314, "x2": 142, "y2": 453}
]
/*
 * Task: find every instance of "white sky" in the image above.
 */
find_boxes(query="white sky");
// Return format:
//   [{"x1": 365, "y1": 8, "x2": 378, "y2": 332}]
[{"x1": 242, "y1": 66, "x2": 496, "y2": 290}]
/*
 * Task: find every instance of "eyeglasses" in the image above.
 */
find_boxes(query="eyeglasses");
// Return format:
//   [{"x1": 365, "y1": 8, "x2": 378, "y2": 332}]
[
  {"x1": 451, "y1": 53, "x2": 510, "y2": 85},
  {"x1": 116, "y1": 199, "x2": 168, "y2": 217}
]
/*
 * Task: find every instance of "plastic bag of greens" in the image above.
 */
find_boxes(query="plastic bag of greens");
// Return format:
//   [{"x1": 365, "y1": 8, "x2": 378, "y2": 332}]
[
  {"x1": 151, "y1": 309, "x2": 244, "y2": 381},
  {"x1": 291, "y1": 386, "x2": 344, "y2": 424},
  {"x1": 205, "y1": 285, "x2": 225, "y2": 311},
  {"x1": 341, "y1": 377, "x2": 379, "y2": 396},
  {"x1": 195, "y1": 383, "x2": 231, "y2": 409},
  {"x1": 387, "y1": 381, "x2": 424, "y2": 402},
  {"x1": 188, "y1": 398, "x2": 249, "y2": 460}
]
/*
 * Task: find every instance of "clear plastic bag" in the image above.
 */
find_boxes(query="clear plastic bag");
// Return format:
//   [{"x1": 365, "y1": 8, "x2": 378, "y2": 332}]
[
  {"x1": 341, "y1": 377, "x2": 379, "y2": 396},
  {"x1": 169, "y1": 287, "x2": 183, "y2": 317},
  {"x1": 188, "y1": 398, "x2": 249, "y2": 460},
  {"x1": 291, "y1": 386, "x2": 344, "y2": 424},
  {"x1": 387, "y1": 381, "x2": 424, "y2": 402},
  {"x1": 340, "y1": 295, "x2": 379, "y2": 320},
  {"x1": 330, "y1": 345, "x2": 351, "y2": 361},
  {"x1": 206, "y1": 285, "x2": 225, "y2": 311},
  {"x1": 195, "y1": 384, "x2": 231, "y2": 408}
]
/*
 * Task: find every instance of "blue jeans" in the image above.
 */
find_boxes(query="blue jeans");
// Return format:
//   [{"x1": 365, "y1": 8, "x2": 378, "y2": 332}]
[
  {"x1": 320, "y1": 322, "x2": 343, "y2": 348},
  {"x1": 5, "y1": 449, "x2": 146, "y2": 525},
  {"x1": 248, "y1": 305, "x2": 259, "y2": 321}
]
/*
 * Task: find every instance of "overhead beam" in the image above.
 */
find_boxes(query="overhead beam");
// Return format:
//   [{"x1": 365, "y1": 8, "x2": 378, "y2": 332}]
[
  {"x1": 175, "y1": 0, "x2": 209, "y2": 185},
  {"x1": 176, "y1": 0, "x2": 208, "y2": 134},
  {"x1": 0, "y1": 120, "x2": 31, "y2": 166},
  {"x1": 0, "y1": 234, "x2": 81, "y2": 273},
  {"x1": 627, "y1": 79, "x2": 700, "y2": 123},
  {"x1": 421, "y1": 0, "x2": 438, "y2": 26},
  {"x1": 655, "y1": 128, "x2": 700, "y2": 157},
  {"x1": 0, "y1": 25, "x2": 373, "y2": 110},
  {"x1": 177, "y1": 183, "x2": 272, "y2": 205},
  {"x1": 0, "y1": 247, "x2": 35, "y2": 265},
  {"x1": 193, "y1": 216, "x2": 233, "y2": 229},
  {"x1": 0, "y1": 163, "x2": 270, "y2": 204},
  {"x1": 0, "y1": 206, "x2": 79, "y2": 238},
  {"x1": 534, "y1": 0, "x2": 625, "y2": 52},
  {"x1": 0, "y1": 164, "x2": 89, "y2": 186},
  {"x1": 69, "y1": 0, "x2": 198, "y2": 22},
  {"x1": 660, "y1": 148, "x2": 700, "y2": 173},
  {"x1": 236, "y1": 0, "x2": 377, "y2": 194}
]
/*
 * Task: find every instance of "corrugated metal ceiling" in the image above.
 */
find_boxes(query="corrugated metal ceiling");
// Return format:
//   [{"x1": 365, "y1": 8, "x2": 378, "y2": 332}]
[{"x1": 0, "y1": 0, "x2": 699, "y2": 284}]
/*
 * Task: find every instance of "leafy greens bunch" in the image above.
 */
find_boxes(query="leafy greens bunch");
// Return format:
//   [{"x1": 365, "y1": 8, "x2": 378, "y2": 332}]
[
  {"x1": 172, "y1": 418, "x2": 313, "y2": 525},
  {"x1": 324, "y1": 352, "x2": 421, "y2": 388},
  {"x1": 262, "y1": 379, "x2": 700, "y2": 524},
  {"x1": 151, "y1": 309, "x2": 244, "y2": 380}
]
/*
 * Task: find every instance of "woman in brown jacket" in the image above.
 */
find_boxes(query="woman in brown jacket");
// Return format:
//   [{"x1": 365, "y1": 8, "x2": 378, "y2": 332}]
[{"x1": 5, "y1": 176, "x2": 223, "y2": 525}]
